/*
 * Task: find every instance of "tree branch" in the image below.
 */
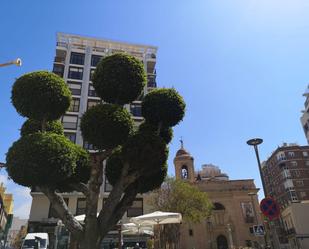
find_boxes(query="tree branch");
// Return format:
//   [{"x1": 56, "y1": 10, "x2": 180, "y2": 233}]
[
  {"x1": 68, "y1": 182, "x2": 90, "y2": 197},
  {"x1": 40, "y1": 187, "x2": 84, "y2": 239},
  {"x1": 98, "y1": 184, "x2": 138, "y2": 241}
]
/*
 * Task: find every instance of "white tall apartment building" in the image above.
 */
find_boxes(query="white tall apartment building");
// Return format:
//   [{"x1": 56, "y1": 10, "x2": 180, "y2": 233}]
[
  {"x1": 301, "y1": 86, "x2": 309, "y2": 143},
  {"x1": 28, "y1": 33, "x2": 158, "y2": 249}
]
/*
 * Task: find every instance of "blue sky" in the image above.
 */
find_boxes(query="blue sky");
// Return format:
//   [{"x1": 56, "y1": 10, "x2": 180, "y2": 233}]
[{"x1": 1, "y1": 0, "x2": 309, "y2": 218}]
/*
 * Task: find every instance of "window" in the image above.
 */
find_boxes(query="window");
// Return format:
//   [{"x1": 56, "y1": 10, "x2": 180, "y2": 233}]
[
  {"x1": 300, "y1": 191, "x2": 307, "y2": 198},
  {"x1": 83, "y1": 141, "x2": 96, "y2": 150},
  {"x1": 288, "y1": 152, "x2": 295, "y2": 158},
  {"x1": 53, "y1": 64, "x2": 64, "y2": 77},
  {"x1": 88, "y1": 84, "x2": 98, "y2": 97},
  {"x1": 127, "y1": 199, "x2": 143, "y2": 217},
  {"x1": 104, "y1": 178, "x2": 113, "y2": 192},
  {"x1": 181, "y1": 165, "x2": 189, "y2": 179},
  {"x1": 68, "y1": 67, "x2": 83, "y2": 80},
  {"x1": 87, "y1": 100, "x2": 101, "y2": 110},
  {"x1": 76, "y1": 198, "x2": 86, "y2": 215},
  {"x1": 49, "y1": 198, "x2": 69, "y2": 218},
  {"x1": 68, "y1": 98, "x2": 80, "y2": 112},
  {"x1": 67, "y1": 82, "x2": 82, "y2": 95},
  {"x1": 64, "y1": 132, "x2": 76, "y2": 143},
  {"x1": 289, "y1": 191, "x2": 298, "y2": 202},
  {"x1": 189, "y1": 229, "x2": 194, "y2": 236},
  {"x1": 296, "y1": 180, "x2": 304, "y2": 186},
  {"x1": 303, "y1": 151, "x2": 308, "y2": 157},
  {"x1": 290, "y1": 161, "x2": 297, "y2": 167},
  {"x1": 294, "y1": 170, "x2": 300, "y2": 177},
  {"x1": 62, "y1": 115, "x2": 78, "y2": 130},
  {"x1": 70, "y1": 52, "x2": 85, "y2": 65},
  {"x1": 306, "y1": 161, "x2": 309, "y2": 166},
  {"x1": 147, "y1": 75, "x2": 156, "y2": 88},
  {"x1": 130, "y1": 103, "x2": 142, "y2": 117},
  {"x1": 91, "y1": 55, "x2": 103, "y2": 67},
  {"x1": 89, "y1": 69, "x2": 96, "y2": 81}
]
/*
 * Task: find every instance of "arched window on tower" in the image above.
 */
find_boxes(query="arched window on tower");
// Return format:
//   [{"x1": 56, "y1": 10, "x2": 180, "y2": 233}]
[{"x1": 181, "y1": 165, "x2": 189, "y2": 179}]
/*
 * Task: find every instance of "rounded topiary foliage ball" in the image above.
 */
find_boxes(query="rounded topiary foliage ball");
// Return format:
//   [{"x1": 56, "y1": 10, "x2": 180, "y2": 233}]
[
  {"x1": 80, "y1": 104, "x2": 134, "y2": 150},
  {"x1": 122, "y1": 131, "x2": 168, "y2": 173},
  {"x1": 134, "y1": 163, "x2": 167, "y2": 193},
  {"x1": 20, "y1": 119, "x2": 64, "y2": 136},
  {"x1": 92, "y1": 53, "x2": 146, "y2": 105},
  {"x1": 105, "y1": 147, "x2": 124, "y2": 186},
  {"x1": 142, "y1": 88, "x2": 186, "y2": 127},
  {"x1": 12, "y1": 71, "x2": 71, "y2": 121},
  {"x1": 56, "y1": 145, "x2": 90, "y2": 192},
  {"x1": 138, "y1": 122, "x2": 173, "y2": 144},
  {"x1": 6, "y1": 132, "x2": 77, "y2": 187}
]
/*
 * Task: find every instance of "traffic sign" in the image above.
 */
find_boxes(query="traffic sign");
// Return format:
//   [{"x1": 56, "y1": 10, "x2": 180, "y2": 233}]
[
  {"x1": 253, "y1": 225, "x2": 265, "y2": 236},
  {"x1": 260, "y1": 197, "x2": 280, "y2": 220}
]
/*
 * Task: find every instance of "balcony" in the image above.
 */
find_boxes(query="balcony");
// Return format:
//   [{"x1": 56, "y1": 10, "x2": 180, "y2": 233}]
[{"x1": 54, "y1": 56, "x2": 65, "y2": 64}]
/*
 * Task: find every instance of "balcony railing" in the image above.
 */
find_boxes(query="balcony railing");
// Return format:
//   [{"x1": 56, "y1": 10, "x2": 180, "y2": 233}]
[{"x1": 54, "y1": 56, "x2": 65, "y2": 64}]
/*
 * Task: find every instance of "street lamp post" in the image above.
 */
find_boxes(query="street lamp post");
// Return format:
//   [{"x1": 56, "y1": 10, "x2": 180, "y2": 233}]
[
  {"x1": 0, "y1": 58, "x2": 22, "y2": 67},
  {"x1": 246, "y1": 138, "x2": 266, "y2": 194}
]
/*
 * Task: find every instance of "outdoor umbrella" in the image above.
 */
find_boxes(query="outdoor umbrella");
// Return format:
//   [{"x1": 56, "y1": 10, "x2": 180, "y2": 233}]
[
  {"x1": 130, "y1": 211, "x2": 182, "y2": 248},
  {"x1": 122, "y1": 223, "x2": 154, "y2": 236}
]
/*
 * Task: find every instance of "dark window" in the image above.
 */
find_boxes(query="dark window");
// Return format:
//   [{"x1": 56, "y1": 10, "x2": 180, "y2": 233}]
[
  {"x1": 147, "y1": 75, "x2": 157, "y2": 88},
  {"x1": 87, "y1": 100, "x2": 101, "y2": 110},
  {"x1": 67, "y1": 82, "x2": 82, "y2": 95},
  {"x1": 127, "y1": 198, "x2": 143, "y2": 217},
  {"x1": 89, "y1": 69, "x2": 96, "y2": 81},
  {"x1": 189, "y1": 229, "x2": 194, "y2": 236},
  {"x1": 62, "y1": 115, "x2": 78, "y2": 130},
  {"x1": 91, "y1": 55, "x2": 103, "y2": 67},
  {"x1": 76, "y1": 198, "x2": 86, "y2": 215},
  {"x1": 70, "y1": 52, "x2": 85, "y2": 65},
  {"x1": 83, "y1": 141, "x2": 96, "y2": 150},
  {"x1": 88, "y1": 84, "x2": 98, "y2": 97},
  {"x1": 68, "y1": 98, "x2": 80, "y2": 112},
  {"x1": 104, "y1": 178, "x2": 113, "y2": 192},
  {"x1": 64, "y1": 132, "x2": 76, "y2": 143},
  {"x1": 213, "y1": 203, "x2": 225, "y2": 210},
  {"x1": 68, "y1": 67, "x2": 83, "y2": 80},
  {"x1": 49, "y1": 198, "x2": 69, "y2": 218},
  {"x1": 130, "y1": 103, "x2": 142, "y2": 117},
  {"x1": 53, "y1": 64, "x2": 64, "y2": 77}
]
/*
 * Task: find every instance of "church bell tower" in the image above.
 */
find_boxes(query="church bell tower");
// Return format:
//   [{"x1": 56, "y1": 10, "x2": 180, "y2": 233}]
[{"x1": 174, "y1": 139, "x2": 195, "y2": 182}]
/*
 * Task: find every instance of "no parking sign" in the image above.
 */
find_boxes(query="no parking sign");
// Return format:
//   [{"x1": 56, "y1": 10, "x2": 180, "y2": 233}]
[{"x1": 260, "y1": 197, "x2": 280, "y2": 220}]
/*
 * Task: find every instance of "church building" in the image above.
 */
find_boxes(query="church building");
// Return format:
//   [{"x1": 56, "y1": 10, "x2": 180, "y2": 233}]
[{"x1": 174, "y1": 143, "x2": 265, "y2": 249}]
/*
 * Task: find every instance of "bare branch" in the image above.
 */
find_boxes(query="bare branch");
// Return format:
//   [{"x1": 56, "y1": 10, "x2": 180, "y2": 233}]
[{"x1": 40, "y1": 187, "x2": 84, "y2": 238}]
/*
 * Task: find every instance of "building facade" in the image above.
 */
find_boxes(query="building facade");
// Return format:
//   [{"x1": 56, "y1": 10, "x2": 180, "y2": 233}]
[
  {"x1": 174, "y1": 145, "x2": 264, "y2": 249},
  {"x1": 6, "y1": 217, "x2": 28, "y2": 249},
  {"x1": 300, "y1": 86, "x2": 309, "y2": 144},
  {"x1": 28, "y1": 33, "x2": 158, "y2": 249},
  {"x1": 262, "y1": 143, "x2": 309, "y2": 248},
  {"x1": 262, "y1": 144, "x2": 309, "y2": 209},
  {"x1": 281, "y1": 201, "x2": 309, "y2": 249}
]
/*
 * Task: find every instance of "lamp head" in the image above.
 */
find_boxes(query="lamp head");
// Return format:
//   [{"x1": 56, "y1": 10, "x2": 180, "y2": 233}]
[
  {"x1": 247, "y1": 138, "x2": 263, "y2": 146},
  {"x1": 13, "y1": 58, "x2": 22, "y2": 66}
]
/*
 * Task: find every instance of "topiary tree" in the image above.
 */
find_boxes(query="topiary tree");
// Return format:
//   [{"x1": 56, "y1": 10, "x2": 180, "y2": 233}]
[{"x1": 5, "y1": 54, "x2": 186, "y2": 249}]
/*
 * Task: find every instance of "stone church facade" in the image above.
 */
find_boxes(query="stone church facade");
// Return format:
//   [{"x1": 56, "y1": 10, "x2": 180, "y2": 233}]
[{"x1": 174, "y1": 144, "x2": 265, "y2": 249}]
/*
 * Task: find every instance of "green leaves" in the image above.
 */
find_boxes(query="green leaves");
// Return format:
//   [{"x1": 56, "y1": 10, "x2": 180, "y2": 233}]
[
  {"x1": 142, "y1": 88, "x2": 185, "y2": 127},
  {"x1": 6, "y1": 133, "x2": 79, "y2": 187},
  {"x1": 80, "y1": 104, "x2": 134, "y2": 150},
  {"x1": 93, "y1": 53, "x2": 146, "y2": 105},
  {"x1": 20, "y1": 119, "x2": 64, "y2": 136},
  {"x1": 11, "y1": 71, "x2": 71, "y2": 121},
  {"x1": 151, "y1": 178, "x2": 212, "y2": 223}
]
